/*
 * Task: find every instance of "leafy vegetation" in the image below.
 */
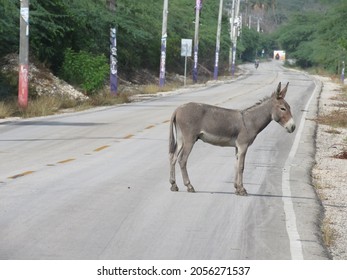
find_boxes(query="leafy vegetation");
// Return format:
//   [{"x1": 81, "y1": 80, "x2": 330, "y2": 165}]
[
  {"x1": 0, "y1": 0, "x2": 346, "y2": 100},
  {"x1": 274, "y1": 1, "x2": 347, "y2": 72},
  {"x1": 60, "y1": 48, "x2": 109, "y2": 94}
]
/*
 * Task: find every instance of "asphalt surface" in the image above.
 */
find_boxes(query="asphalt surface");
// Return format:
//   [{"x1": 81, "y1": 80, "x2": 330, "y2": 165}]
[{"x1": 0, "y1": 61, "x2": 329, "y2": 259}]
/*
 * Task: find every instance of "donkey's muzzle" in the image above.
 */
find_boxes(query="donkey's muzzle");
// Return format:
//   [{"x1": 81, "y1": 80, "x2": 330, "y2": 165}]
[{"x1": 285, "y1": 118, "x2": 296, "y2": 133}]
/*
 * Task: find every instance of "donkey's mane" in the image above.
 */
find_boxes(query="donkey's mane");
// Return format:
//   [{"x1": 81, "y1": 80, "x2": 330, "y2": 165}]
[{"x1": 242, "y1": 95, "x2": 272, "y2": 113}]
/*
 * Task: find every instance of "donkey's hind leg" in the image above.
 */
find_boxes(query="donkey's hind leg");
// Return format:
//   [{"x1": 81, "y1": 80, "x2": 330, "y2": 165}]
[
  {"x1": 169, "y1": 131, "x2": 184, "y2": 191},
  {"x1": 178, "y1": 141, "x2": 195, "y2": 193},
  {"x1": 169, "y1": 146, "x2": 182, "y2": 192}
]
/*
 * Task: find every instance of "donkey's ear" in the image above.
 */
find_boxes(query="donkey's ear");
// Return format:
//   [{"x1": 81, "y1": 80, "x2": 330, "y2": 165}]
[
  {"x1": 278, "y1": 82, "x2": 289, "y2": 99},
  {"x1": 273, "y1": 82, "x2": 282, "y2": 99}
]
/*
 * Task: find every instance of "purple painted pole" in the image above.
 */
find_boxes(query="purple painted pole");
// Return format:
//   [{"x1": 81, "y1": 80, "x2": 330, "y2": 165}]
[
  {"x1": 110, "y1": 28, "x2": 118, "y2": 95},
  {"x1": 214, "y1": 0, "x2": 223, "y2": 80},
  {"x1": 193, "y1": 0, "x2": 202, "y2": 83},
  {"x1": 159, "y1": 0, "x2": 168, "y2": 87},
  {"x1": 159, "y1": 37, "x2": 167, "y2": 87}
]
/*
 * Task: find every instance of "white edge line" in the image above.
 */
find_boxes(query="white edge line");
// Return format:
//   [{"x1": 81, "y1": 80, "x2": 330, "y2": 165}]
[{"x1": 282, "y1": 78, "x2": 319, "y2": 260}]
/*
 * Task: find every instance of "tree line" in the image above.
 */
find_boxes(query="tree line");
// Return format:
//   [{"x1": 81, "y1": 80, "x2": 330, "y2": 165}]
[
  {"x1": 0, "y1": 0, "x2": 345, "y2": 96},
  {"x1": 274, "y1": 0, "x2": 347, "y2": 73},
  {"x1": 0, "y1": 0, "x2": 269, "y2": 94}
]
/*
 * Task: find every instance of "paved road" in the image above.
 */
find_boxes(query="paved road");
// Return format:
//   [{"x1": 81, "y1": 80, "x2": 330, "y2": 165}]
[{"x1": 0, "y1": 61, "x2": 329, "y2": 259}]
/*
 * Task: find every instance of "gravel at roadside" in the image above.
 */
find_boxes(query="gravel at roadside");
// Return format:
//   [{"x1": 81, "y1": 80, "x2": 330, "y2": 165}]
[{"x1": 312, "y1": 75, "x2": 347, "y2": 260}]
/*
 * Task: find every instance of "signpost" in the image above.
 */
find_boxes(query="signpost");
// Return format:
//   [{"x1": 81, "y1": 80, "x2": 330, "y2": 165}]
[
  {"x1": 181, "y1": 39, "x2": 193, "y2": 86},
  {"x1": 18, "y1": 0, "x2": 29, "y2": 108}
]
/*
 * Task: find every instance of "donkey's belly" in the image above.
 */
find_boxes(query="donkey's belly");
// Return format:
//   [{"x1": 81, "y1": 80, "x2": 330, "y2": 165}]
[{"x1": 198, "y1": 131, "x2": 235, "y2": 147}]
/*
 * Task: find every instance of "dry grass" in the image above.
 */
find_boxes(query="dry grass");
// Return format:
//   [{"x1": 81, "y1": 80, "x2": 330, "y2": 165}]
[
  {"x1": 316, "y1": 110, "x2": 347, "y2": 128},
  {"x1": 0, "y1": 80, "x2": 176, "y2": 120},
  {"x1": 141, "y1": 82, "x2": 180, "y2": 95},
  {"x1": 0, "y1": 101, "x2": 15, "y2": 118},
  {"x1": 322, "y1": 217, "x2": 336, "y2": 247},
  {"x1": 313, "y1": 182, "x2": 337, "y2": 247},
  {"x1": 0, "y1": 93, "x2": 131, "y2": 119},
  {"x1": 325, "y1": 128, "x2": 341, "y2": 134},
  {"x1": 88, "y1": 92, "x2": 130, "y2": 107},
  {"x1": 18, "y1": 95, "x2": 65, "y2": 118},
  {"x1": 330, "y1": 86, "x2": 347, "y2": 105}
]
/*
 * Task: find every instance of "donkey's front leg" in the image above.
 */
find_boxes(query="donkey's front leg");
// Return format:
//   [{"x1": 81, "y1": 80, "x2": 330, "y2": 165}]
[{"x1": 234, "y1": 145, "x2": 248, "y2": 196}]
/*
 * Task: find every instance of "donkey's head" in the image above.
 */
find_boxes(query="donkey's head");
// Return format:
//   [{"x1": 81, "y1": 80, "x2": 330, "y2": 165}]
[{"x1": 271, "y1": 82, "x2": 295, "y2": 133}]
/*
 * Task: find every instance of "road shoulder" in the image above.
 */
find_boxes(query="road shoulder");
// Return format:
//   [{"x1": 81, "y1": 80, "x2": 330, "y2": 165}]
[{"x1": 312, "y1": 75, "x2": 347, "y2": 260}]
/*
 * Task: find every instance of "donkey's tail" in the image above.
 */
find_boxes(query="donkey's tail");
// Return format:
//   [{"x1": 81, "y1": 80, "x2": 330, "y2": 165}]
[{"x1": 169, "y1": 110, "x2": 177, "y2": 155}]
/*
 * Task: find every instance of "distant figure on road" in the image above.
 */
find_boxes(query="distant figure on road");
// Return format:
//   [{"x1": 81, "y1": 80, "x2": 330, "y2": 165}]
[{"x1": 254, "y1": 59, "x2": 259, "y2": 69}]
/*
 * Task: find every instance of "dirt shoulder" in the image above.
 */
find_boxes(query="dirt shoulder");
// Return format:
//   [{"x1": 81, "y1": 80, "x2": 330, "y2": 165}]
[{"x1": 312, "y1": 75, "x2": 347, "y2": 259}]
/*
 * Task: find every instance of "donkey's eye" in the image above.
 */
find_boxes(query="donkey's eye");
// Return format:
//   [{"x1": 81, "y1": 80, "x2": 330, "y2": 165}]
[{"x1": 280, "y1": 107, "x2": 286, "y2": 111}]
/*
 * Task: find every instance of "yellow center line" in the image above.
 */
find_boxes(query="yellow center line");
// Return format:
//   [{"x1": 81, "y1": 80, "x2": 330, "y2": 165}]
[
  {"x1": 123, "y1": 134, "x2": 134, "y2": 139},
  {"x1": 94, "y1": 145, "x2": 110, "y2": 152},
  {"x1": 145, "y1": 125, "x2": 155, "y2": 129},
  {"x1": 8, "y1": 171, "x2": 35, "y2": 179},
  {"x1": 57, "y1": 158, "x2": 76, "y2": 164}
]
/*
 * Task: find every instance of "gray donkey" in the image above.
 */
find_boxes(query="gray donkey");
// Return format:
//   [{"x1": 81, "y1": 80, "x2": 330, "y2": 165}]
[{"x1": 169, "y1": 82, "x2": 295, "y2": 195}]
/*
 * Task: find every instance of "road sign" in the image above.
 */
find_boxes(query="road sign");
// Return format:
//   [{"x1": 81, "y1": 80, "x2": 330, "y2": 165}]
[
  {"x1": 181, "y1": 39, "x2": 192, "y2": 86},
  {"x1": 181, "y1": 39, "x2": 192, "y2": 57}
]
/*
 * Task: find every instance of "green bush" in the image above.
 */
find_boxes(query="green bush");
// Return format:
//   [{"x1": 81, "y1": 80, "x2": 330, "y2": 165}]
[{"x1": 61, "y1": 48, "x2": 109, "y2": 94}]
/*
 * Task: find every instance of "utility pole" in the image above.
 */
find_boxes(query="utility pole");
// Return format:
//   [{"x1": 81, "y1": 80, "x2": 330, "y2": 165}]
[
  {"x1": 193, "y1": 0, "x2": 202, "y2": 83},
  {"x1": 214, "y1": 0, "x2": 224, "y2": 80},
  {"x1": 228, "y1": 0, "x2": 235, "y2": 73},
  {"x1": 109, "y1": 0, "x2": 117, "y2": 95},
  {"x1": 229, "y1": 0, "x2": 240, "y2": 76},
  {"x1": 342, "y1": 61, "x2": 345, "y2": 84},
  {"x1": 107, "y1": 0, "x2": 116, "y2": 11},
  {"x1": 110, "y1": 28, "x2": 118, "y2": 95},
  {"x1": 257, "y1": 17, "x2": 260, "y2": 32},
  {"x1": 18, "y1": 0, "x2": 29, "y2": 108},
  {"x1": 159, "y1": 0, "x2": 168, "y2": 87}
]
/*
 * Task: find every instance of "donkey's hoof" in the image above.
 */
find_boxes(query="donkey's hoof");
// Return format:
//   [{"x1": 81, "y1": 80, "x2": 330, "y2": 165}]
[
  {"x1": 235, "y1": 188, "x2": 248, "y2": 196},
  {"x1": 187, "y1": 185, "x2": 195, "y2": 193},
  {"x1": 170, "y1": 184, "x2": 179, "y2": 192}
]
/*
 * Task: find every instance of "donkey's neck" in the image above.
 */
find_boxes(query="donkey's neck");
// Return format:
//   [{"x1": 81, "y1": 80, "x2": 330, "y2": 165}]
[{"x1": 242, "y1": 98, "x2": 273, "y2": 135}]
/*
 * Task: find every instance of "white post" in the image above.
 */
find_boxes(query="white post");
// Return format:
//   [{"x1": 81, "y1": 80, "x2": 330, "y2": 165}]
[
  {"x1": 228, "y1": 0, "x2": 236, "y2": 73},
  {"x1": 257, "y1": 17, "x2": 260, "y2": 32},
  {"x1": 193, "y1": 0, "x2": 201, "y2": 83},
  {"x1": 159, "y1": 0, "x2": 169, "y2": 87},
  {"x1": 184, "y1": 48, "x2": 188, "y2": 86},
  {"x1": 231, "y1": 0, "x2": 240, "y2": 76},
  {"x1": 342, "y1": 61, "x2": 345, "y2": 84},
  {"x1": 214, "y1": 0, "x2": 224, "y2": 80}
]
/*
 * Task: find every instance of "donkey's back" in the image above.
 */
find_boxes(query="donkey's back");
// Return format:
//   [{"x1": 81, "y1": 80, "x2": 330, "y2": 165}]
[{"x1": 172, "y1": 102, "x2": 243, "y2": 147}]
